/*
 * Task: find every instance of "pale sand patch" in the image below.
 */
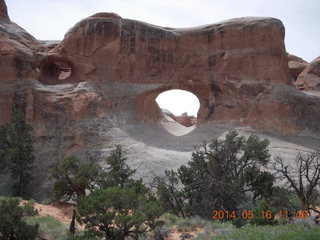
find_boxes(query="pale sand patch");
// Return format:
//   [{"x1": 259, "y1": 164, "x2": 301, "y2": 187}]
[{"x1": 34, "y1": 201, "x2": 74, "y2": 225}]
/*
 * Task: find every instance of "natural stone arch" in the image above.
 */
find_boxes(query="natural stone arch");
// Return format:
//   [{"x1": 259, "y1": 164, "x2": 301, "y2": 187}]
[
  {"x1": 155, "y1": 89, "x2": 200, "y2": 136},
  {"x1": 38, "y1": 56, "x2": 75, "y2": 84},
  {"x1": 135, "y1": 85, "x2": 214, "y2": 126}
]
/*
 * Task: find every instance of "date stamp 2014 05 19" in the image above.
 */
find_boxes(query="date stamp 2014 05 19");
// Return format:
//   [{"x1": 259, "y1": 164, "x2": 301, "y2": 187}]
[{"x1": 212, "y1": 210, "x2": 308, "y2": 220}]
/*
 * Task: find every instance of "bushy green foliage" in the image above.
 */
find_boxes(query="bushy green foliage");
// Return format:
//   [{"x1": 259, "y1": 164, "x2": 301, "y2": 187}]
[
  {"x1": 0, "y1": 198, "x2": 38, "y2": 240},
  {"x1": 243, "y1": 167, "x2": 274, "y2": 200},
  {"x1": 249, "y1": 198, "x2": 277, "y2": 226},
  {"x1": 77, "y1": 186, "x2": 164, "y2": 240},
  {"x1": 21, "y1": 200, "x2": 38, "y2": 217},
  {"x1": 26, "y1": 215, "x2": 81, "y2": 240},
  {"x1": 50, "y1": 156, "x2": 102, "y2": 235},
  {"x1": 0, "y1": 110, "x2": 35, "y2": 198},
  {"x1": 181, "y1": 131, "x2": 271, "y2": 218},
  {"x1": 154, "y1": 131, "x2": 272, "y2": 220},
  {"x1": 153, "y1": 170, "x2": 187, "y2": 218},
  {"x1": 268, "y1": 186, "x2": 300, "y2": 219},
  {"x1": 99, "y1": 145, "x2": 136, "y2": 189},
  {"x1": 51, "y1": 156, "x2": 101, "y2": 200},
  {"x1": 152, "y1": 213, "x2": 216, "y2": 240}
]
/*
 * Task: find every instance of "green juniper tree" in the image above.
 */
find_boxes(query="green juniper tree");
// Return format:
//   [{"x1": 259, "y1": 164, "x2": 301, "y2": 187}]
[
  {"x1": 77, "y1": 187, "x2": 163, "y2": 240},
  {"x1": 74, "y1": 145, "x2": 163, "y2": 239},
  {"x1": 152, "y1": 169, "x2": 187, "y2": 218},
  {"x1": 50, "y1": 156, "x2": 101, "y2": 234},
  {"x1": 154, "y1": 131, "x2": 273, "y2": 221},
  {"x1": 100, "y1": 145, "x2": 136, "y2": 189},
  {"x1": 179, "y1": 131, "x2": 272, "y2": 218},
  {"x1": 51, "y1": 156, "x2": 101, "y2": 200},
  {"x1": 0, "y1": 110, "x2": 35, "y2": 198},
  {"x1": 0, "y1": 198, "x2": 39, "y2": 240}
]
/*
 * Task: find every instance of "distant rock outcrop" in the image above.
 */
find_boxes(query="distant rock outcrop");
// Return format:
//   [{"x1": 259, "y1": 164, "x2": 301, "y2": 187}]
[
  {"x1": 161, "y1": 109, "x2": 197, "y2": 127},
  {"x1": 296, "y1": 56, "x2": 320, "y2": 90},
  {"x1": 288, "y1": 54, "x2": 308, "y2": 82}
]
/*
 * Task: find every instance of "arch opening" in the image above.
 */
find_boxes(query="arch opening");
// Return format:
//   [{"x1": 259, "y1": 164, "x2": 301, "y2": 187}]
[
  {"x1": 156, "y1": 89, "x2": 200, "y2": 136},
  {"x1": 40, "y1": 60, "x2": 73, "y2": 83}
]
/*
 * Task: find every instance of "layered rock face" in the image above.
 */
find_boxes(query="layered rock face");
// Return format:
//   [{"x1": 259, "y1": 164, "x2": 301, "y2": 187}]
[
  {"x1": 296, "y1": 56, "x2": 320, "y2": 90},
  {"x1": 45, "y1": 13, "x2": 319, "y2": 133},
  {"x1": 0, "y1": 0, "x2": 45, "y2": 125},
  {"x1": 1, "y1": 0, "x2": 320, "y2": 199}
]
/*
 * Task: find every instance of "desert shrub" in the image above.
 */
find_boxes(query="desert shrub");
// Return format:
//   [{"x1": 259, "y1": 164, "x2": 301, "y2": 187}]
[
  {"x1": 157, "y1": 214, "x2": 215, "y2": 240},
  {"x1": 41, "y1": 198, "x2": 52, "y2": 205},
  {"x1": 294, "y1": 216, "x2": 317, "y2": 228},
  {"x1": 20, "y1": 199, "x2": 38, "y2": 217},
  {"x1": 0, "y1": 198, "x2": 38, "y2": 240},
  {"x1": 77, "y1": 186, "x2": 163, "y2": 240},
  {"x1": 154, "y1": 131, "x2": 273, "y2": 222},
  {"x1": 152, "y1": 225, "x2": 172, "y2": 240},
  {"x1": 152, "y1": 170, "x2": 188, "y2": 218},
  {"x1": 26, "y1": 216, "x2": 70, "y2": 240},
  {"x1": 214, "y1": 223, "x2": 320, "y2": 240},
  {"x1": 249, "y1": 198, "x2": 277, "y2": 226},
  {"x1": 51, "y1": 156, "x2": 101, "y2": 201}
]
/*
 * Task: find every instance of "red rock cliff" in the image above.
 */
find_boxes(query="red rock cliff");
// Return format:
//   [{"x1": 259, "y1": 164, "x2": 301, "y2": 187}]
[{"x1": 0, "y1": 0, "x2": 9, "y2": 20}]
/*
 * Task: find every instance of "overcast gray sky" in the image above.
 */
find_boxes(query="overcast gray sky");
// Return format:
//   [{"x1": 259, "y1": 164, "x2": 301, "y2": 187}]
[{"x1": 6, "y1": 0, "x2": 319, "y2": 62}]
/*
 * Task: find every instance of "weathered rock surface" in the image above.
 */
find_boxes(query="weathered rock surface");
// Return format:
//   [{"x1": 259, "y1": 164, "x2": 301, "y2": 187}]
[
  {"x1": 0, "y1": 0, "x2": 9, "y2": 20},
  {"x1": 0, "y1": 2, "x2": 45, "y2": 125},
  {"x1": 0, "y1": 0, "x2": 320, "y2": 199},
  {"x1": 161, "y1": 109, "x2": 196, "y2": 127},
  {"x1": 172, "y1": 115, "x2": 196, "y2": 127},
  {"x1": 296, "y1": 56, "x2": 320, "y2": 90},
  {"x1": 288, "y1": 53, "x2": 308, "y2": 81}
]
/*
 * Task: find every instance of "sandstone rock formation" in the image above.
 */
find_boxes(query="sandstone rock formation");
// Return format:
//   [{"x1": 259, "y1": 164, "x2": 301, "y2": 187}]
[
  {"x1": 0, "y1": 0, "x2": 9, "y2": 20},
  {"x1": 288, "y1": 54, "x2": 308, "y2": 81},
  {"x1": 0, "y1": 0, "x2": 45, "y2": 125},
  {"x1": 172, "y1": 115, "x2": 196, "y2": 128},
  {"x1": 296, "y1": 56, "x2": 320, "y2": 90},
  {"x1": 161, "y1": 109, "x2": 196, "y2": 127},
  {"x1": 0, "y1": 0, "x2": 320, "y2": 199}
]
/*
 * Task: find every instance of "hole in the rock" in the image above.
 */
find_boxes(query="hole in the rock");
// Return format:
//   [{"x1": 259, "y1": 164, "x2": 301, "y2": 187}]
[
  {"x1": 156, "y1": 89, "x2": 200, "y2": 136},
  {"x1": 41, "y1": 61, "x2": 72, "y2": 80}
]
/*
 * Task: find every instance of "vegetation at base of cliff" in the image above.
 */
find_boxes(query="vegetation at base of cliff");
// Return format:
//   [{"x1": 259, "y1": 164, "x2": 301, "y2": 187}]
[
  {"x1": 76, "y1": 187, "x2": 163, "y2": 240},
  {"x1": 51, "y1": 144, "x2": 163, "y2": 240},
  {"x1": 0, "y1": 109, "x2": 35, "y2": 199},
  {"x1": 26, "y1": 216, "x2": 70, "y2": 240},
  {"x1": 213, "y1": 223, "x2": 320, "y2": 240},
  {"x1": 153, "y1": 131, "x2": 320, "y2": 228},
  {"x1": 153, "y1": 131, "x2": 274, "y2": 222},
  {"x1": 1, "y1": 109, "x2": 320, "y2": 240},
  {"x1": 152, "y1": 214, "x2": 320, "y2": 240},
  {"x1": 0, "y1": 197, "x2": 39, "y2": 240}
]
